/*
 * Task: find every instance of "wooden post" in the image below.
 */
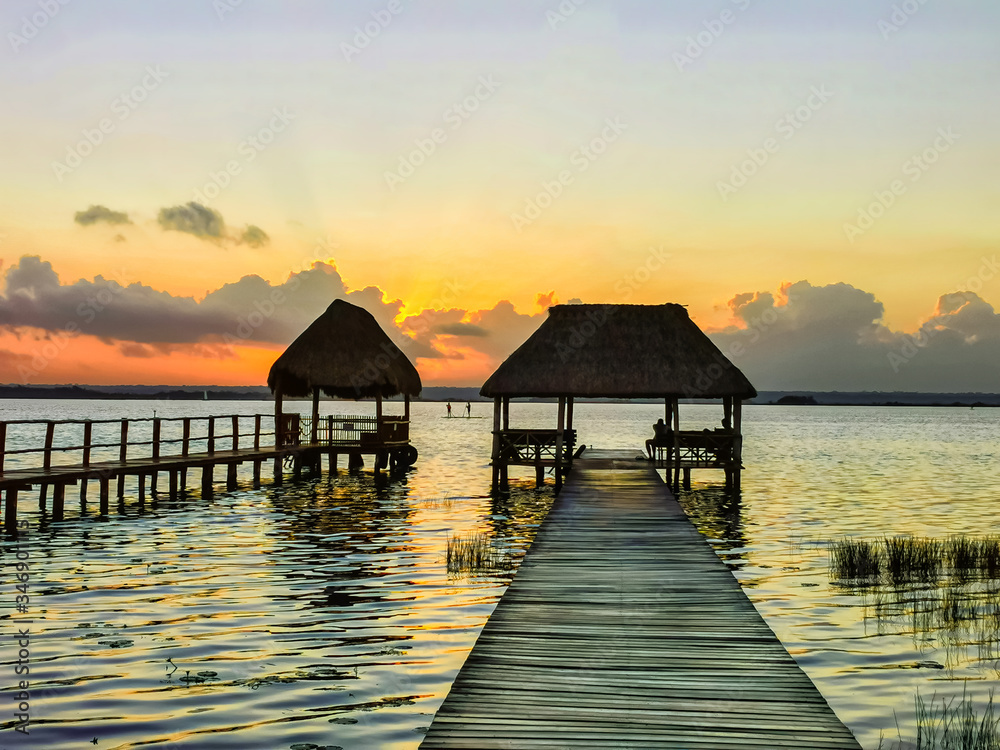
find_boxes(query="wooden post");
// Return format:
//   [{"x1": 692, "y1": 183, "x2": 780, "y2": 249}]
[
  {"x1": 376, "y1": 393, "x2": 383, "y2": 421},
  {"x1": 273, "y1": 456, "x2": 283, "y2": 484},
  {"x1": 733, "y1": 399, "x2": 744, "y2": 492},
  {"x1": 404, "y1": 395, "x2": 410, "y2": 421},
  {"x1": 253, "y1": 461, "x2": 262, "y2": 487},
  {"x1": 5, "y1": 489, "x2": 17, "y2": 531},
  {"x1": 79, "y1": 478, "x2": 87, "y2": 508},
  {"x1": 254, "y1": 415, "x2": 261, "y2": 451},
  {"x1": 723, "y1": 396, "x2": 733, "y2": 431},
  {"x1": 672, "y1": 398, "x2": 681, "y2": 493},
  {"x1": 138, "y1": 475, "x2": 146, "y2": 504},
  {"x1": 326, "y1": 416, "x2": 333, "y2": 446},
  {"x1": 179, "y1": 468, "x2": 187, "y2": 493},
  {"x1": 232, "y1": 415, "x2": 239, "y2": 451},
  {"x1": 328, "y1": 452, "x2": 337, "y2": 474},
  {"x1": 311, "y1": 391, "x2": 320, "y2": 444},
  {"x1": 82, "y1": 421, "x2": 92, "y2": 467},
  {"x1": 39, "y1": 484, "x2": 47, "y2": 511},
  {"x1": 227, "y1": 463, "x2": 237, "y2": 490},
  {"x1": 53, "y1": 483, "x2": 65, "y2": 521},
  {"x1": 0, "y1": 421, "x2": 6, "y2": 475},
  {"x1": 207, "y1": 417, "x2": 215, "y2": 455},
  {"x1": 169, "y1": 470, "x2": 178, "y2": 498},
  {"x1": 201, "y1": 466, "x2": 213, "y2": 497},
  {"x1": 152, "y1": 418, "x2": 161, "y2": 460},
  {"x1": 99, "y1": 477, "x2": 109, "y2": 515},
  {"x1": 43, "y1": 421, "x2": 55, "y2": 470},
  {"x1": 502, "y1": 397, "x2": 510, "y2": 430},
  {"x1": 182, "y1": 418, "x2": 191, "y2": 457},
  {"x1": 274, "y1": 390, "x2": 283, "y2": 446},
  {"x1": 119, "y1": 420, "x2": 129, "y2": 463},
  {"x1": 554, "y1": 396, "x2": 565, "y2": 493},
  {"x1": 566, "y1": 397, "x2": 575, "y2": 468},
  {"x1": 491, "y1": 398, "x2": 502, "y2": 490},
  {"x1": 117, "y1": 474, "x2": 125, "y2": 498}
]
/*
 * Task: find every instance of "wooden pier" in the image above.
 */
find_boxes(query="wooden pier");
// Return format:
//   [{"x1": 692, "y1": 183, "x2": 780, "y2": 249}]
[
  {"x1": 421, "y1": 450, "x2": 860, "y2": 749},
  {"x1": 0, "y1": 412, "x2": 415, "y2": 531}
]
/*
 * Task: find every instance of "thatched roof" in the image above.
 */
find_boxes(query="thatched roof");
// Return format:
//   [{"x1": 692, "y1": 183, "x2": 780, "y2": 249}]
[
  {"x1": 480, "y1": 304, "x2": 756, "y2": 399},
  {"x1": 268, "y1": 299, "x2": 421, "y2": 399}
]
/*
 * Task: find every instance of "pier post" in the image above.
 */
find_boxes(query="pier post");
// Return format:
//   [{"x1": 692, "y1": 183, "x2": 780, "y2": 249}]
[
  {"x1": 0, "y1": 421, "x2": 6, "y2": 476},
  {"x1": 150, "y1": 472, "x2": 158, "y2": 496},
  {"x1": 348, "y1": 452, "x2": 364, "y2": 470},
  {"x1": 273, "y1": 456, "x2": 283, "y2": 485},
  {"x1": 732, "y1": 399, "x2": 743, "y2": 492},
  {"x1": 52, "y1": 483, "x2": 65, "y2": 521},
  {"x1": 671, "y1": 398, "x2": 681, "y2": 493},
  {"x1": 5, "y1": 489, "x2": 17, "y2": 531},
  {"x1": 169, "y1": 470, "x2": 178, "y2": 498},
  {"x1": 328, "y1": 452, "x2": 337, "y2": 475},
  {"x1": 82, "y1": 421, "x2": 92, "y2": 467},
  {"x1": 38, "y1": 484, "x2": 47, "y2": 512},
  {"x1": 43, "y1": 421, "x2": 54, "y2": 471},
  {"x1": 201, "y1": 466, "x2": 213, "y2": 497},
  {"x1": 117, "y1": 474, "x2": 126, "y2": 498},
  {"x1": 253, "y1": 460, "x2": 262, "y2": 488},
  {"x1": 79, "y1": 479, "x2": 87, "y2": 511},
  {"x1": 491, "y1": 398, "x2": 502, "y2": 490},
  {"x1": 311, "y1": 392, "x2": 320, "y2": 444},
  {"x1": 226, "y1": 463, "x2": 237, "y2": 490},
  {"x1": 566, "y1": 397, "x2": 574, "y2": 469},
  {"x1": 179, "y1": 468, "x2": 188, "y2": 493},
  {"x1": 554, "y1": 396, "x2": 565, "y2": 493},
  {"x1": 99, "y1": 477, "x2": 109, "y2": 515},
  {"x1": 138, "y1": 475, "x2": 146, "y2": 504}
]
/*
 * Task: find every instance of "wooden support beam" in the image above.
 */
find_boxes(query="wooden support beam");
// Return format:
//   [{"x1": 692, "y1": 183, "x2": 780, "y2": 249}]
[
  {"x1": 43, "y1": 421, "x2": 54, "y2": 470},
  {"x1": 79, "y1": 478, "x2": 88, "y2": 509},
  {"x1": 53, "y1": 483, "x2": 65, "y2": 521},
  {"x1": 207, "y1": 417, "x2": 215, "y2": 455},
  {"x1": 672, "y1": 398, "x2": 681, "y2": 493},
  {"x1": 119, "y1": 419, "x2": 129, "y2": 463},
  {"x1": 39, "y1": 484, "x2": 47, "y2": 512},
  {"x1": 5, "y1": 489, "x2": 18, "y2": 531},
  {"x1": 0, "y1": 421, "x2": 6, "y2": 476},
  {"x1": 179, "y1": 468, "x2": 187, "y2": 493},
  {"x1": 274, "y1": 390, "x2": 283, "y2": 446},
  {"x1": 117, "y1": 474, "x2": 125, "y2": 499},
  {"x1": 404, "y1": 395, "x2": 410, "y2": 420},
  {"x1": 201, "y1": 466, "x2": 213, "y2": 497},
  {"x1": 491, "y1": 398, "x2": 502, "y2": 490},
  {"x1": 169, "y1": 470, "x2": 178, "y2": 498},
  {"x1": 232, "y1": 415, "x2": 240, "y2": 451},
  {"x1": 253, "y1": 415, "x2": 261, "y2": 451},
  {"x1": 227, "y1": 463, "x2": 238, "y2": 490},
  {"x1": 99, "y1": 478, "x2": 109, "y2": 515},
  {"x1": 554, "y1": 396, "x2": 565, "y2": 493},
  {"x1": 150, "y1": 472, "x2": 158, "y2": 496},
  {"x1": 566, "y1": 396, "x2": 575, "y2": 468},
  {"x1": 182, "y1": 418, "x2": 191, "y2": 457},
  {"x1": 138, "y1": 475, "x2": 146, "y2": 504},
  {"x1": 733, "y1": 399, "x2": 743, "y2": 492},
  {"x1": 311, "y1": 391, "x2": 320, "y2": 444},
  {"x1": 152, "y1": 418, "x2": 161, "y2": 460},
  {"x1": 328, "y1": 452, "x2": 337, "y2": 474},
  {"x1": 273, "y1": 456, "x2": 283, "y2": 485},
  {"x1": 253, "y1": 461, "x2": 262, "y2": 488},
  {"x1": 82, "y1": 421, "x2": 92, "y2": 467}
]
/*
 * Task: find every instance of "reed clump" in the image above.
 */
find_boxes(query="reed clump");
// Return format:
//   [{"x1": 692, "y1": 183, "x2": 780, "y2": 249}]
[
  {"x1": 911, "y1": 687, "x2": 1000, "y2": 749},
  {"x1": 831, "y1": 536, "x2": 1000, "y2": 584},
  {"x1": 446, "y1": 533, "x2": 514, "y2": 576}
]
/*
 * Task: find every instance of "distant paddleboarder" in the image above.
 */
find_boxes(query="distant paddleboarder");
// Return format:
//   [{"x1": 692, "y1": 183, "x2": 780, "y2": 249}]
[
  {"x1": 446, "y1": 402, "x2": 452, "y2": 417},
  {"x1": 465, "y1": 401, "x2": 471, "y2": 417}
]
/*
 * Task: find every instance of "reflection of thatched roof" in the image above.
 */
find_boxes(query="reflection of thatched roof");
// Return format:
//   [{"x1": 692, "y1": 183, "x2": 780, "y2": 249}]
[
  {"x1": 268, "y1": 299, "x2": 421, "y2": 399},
  {"x1": 481, "y1": 303, "x2": 756, "y2": 399}
]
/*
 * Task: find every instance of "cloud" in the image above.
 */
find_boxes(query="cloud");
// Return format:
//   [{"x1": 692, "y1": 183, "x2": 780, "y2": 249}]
[
  {"x1": 708, "y1": 280, "x2": 1000, "y2": 392},
  {"x1": 74, "y1": 205, "x2": 132, "y2": 226},
  {"x1": 436, "y1": 322, "x2": 489, "y2": 337},
  {"x1": 157, "y1": 202, "x2": 225, "y2": 239},
  {"x1": 239, "y1": 225, "x2": 269, "y2": 247}
]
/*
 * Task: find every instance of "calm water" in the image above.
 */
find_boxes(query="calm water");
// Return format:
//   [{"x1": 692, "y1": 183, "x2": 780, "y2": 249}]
[{"x1": 0, "y1": 399, "x2": 998, "y2": 749}]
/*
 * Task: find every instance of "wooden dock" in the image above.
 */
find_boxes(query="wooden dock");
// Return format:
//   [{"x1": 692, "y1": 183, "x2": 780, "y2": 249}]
[
  {"x1": 1, "y1": 412, "x2": 416, "y2": 531},
  {"x1": 421, "y1": 450, "x2": 860, "y2": 749}
]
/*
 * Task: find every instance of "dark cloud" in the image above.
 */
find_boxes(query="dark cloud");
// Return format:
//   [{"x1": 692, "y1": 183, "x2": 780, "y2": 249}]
[
  {"x1": 239, "y1": 225, "x2": 269, "y2": 247},
  {"x1": 157, "y1": 202, "x2": 225, "y2": 239},
  {"x1": 75, "y1": 205, "x2": 131, "y2": 226},
  {"x1": 708, "y1": 281, "x2": 1000, "y2": 392},
  {"x1": 436, "y1": 322, "x2": 489, "y2": 337}
]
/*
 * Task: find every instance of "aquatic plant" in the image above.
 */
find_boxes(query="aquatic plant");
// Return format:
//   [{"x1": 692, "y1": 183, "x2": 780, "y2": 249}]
[
  {"x1": 913, "y1": 687, "x2": 1000, "y2": 749},
  {"x1": 884, "y1": 537, "x2": 943, "y2": 584},
  {"x1": 830, "y1": 538, "x2": 883, "y2": 582},
  {"x1": 446, "y1": 532, "x2": 515, "y2": 576}
]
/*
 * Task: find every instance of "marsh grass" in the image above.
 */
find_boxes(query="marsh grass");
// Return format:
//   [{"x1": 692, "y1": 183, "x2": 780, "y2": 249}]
[
  {"x1": 446, "y1": 532, "x2": 515, "y2": 576},
  {"x1": 912, "y1": 687, "x2": 1000, "y2": 749},
  {"x1": 831, "y1": 537, "x2": 1000, "y2": 585}
]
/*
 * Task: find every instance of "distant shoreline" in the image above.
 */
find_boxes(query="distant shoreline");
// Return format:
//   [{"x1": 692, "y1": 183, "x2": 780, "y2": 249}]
[{"x1": 0, "y1": 384, "x2": 998, "y2": 408}]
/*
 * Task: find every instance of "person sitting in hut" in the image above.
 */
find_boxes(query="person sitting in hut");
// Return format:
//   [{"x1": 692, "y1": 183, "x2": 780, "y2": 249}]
[{"x1": 645, "y1": 418, "x2": 673, "y2": 460}]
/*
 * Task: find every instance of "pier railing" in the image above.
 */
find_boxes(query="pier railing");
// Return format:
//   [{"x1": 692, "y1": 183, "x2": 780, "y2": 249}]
[{"x1": 0, "y1": 415, "x2": 282, "y2": 474}]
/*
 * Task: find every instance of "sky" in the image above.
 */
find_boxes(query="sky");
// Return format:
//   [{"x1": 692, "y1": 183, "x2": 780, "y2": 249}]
[{"x1": 0, "y1": 0, "x2": 998, "y2": 391}]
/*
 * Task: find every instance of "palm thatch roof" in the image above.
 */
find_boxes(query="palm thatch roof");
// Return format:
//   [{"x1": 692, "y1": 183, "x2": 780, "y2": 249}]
[
  {"x1": 480, "y1": 303, "x2": 756, "y2": 399},
  {"x1": 268, "y1": 299, "x2": 421, "y2": 399}
]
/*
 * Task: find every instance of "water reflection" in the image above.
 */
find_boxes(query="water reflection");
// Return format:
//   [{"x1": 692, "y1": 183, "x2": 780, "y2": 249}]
[{"x1": 676, "y1": 485, "x2": 749, "y2": 570}]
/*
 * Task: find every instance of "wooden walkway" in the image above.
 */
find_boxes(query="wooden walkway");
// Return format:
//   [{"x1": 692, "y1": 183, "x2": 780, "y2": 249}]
[{"x1": 421, "y1": 450, "x2": 860, "y2": 749}]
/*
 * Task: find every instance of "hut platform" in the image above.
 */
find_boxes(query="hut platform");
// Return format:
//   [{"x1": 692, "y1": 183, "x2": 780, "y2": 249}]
[{"x1": 420, "y1": 451, "x2": 860, "y2": 749}]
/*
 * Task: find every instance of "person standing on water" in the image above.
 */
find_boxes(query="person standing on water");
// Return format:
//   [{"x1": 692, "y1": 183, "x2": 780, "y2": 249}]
[
  {"x1": 465, "y1": 401, "x2": 471, "y2": 417},
  {"x1": 446, "y1": 402, "x2": 452, "y2": 417}
]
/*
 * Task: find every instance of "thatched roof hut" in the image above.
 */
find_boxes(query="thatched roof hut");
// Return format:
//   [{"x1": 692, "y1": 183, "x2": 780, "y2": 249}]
[
  {"x1": 481, "y1": 303, "x2": 755, "y2": 400},
  {"x1": 268, "y1": 299, "x2": 421, "y2": 400}
]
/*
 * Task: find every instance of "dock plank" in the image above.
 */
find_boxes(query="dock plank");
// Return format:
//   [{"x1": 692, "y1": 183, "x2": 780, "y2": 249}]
[{"x1": 420, "y1": 453, "x2": 860, "y2": 749}]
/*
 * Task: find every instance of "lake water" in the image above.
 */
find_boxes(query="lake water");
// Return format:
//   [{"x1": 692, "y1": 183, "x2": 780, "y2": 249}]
[{"x1": 1, "y1": 399, "x2": 998, "y2": 749}]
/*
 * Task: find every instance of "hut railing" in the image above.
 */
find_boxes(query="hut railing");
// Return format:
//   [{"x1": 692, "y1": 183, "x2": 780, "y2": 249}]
[
  {"x1": 654, "y1": 430, "x2": 737, "y2": 469},
  {"x1": 497, "y1": 428, "x2": 576, "y2": 464},
  {"x1": 0, "y1": 415, "x2": 279, "y2": 474},
  {"x1": 299, "y1": 415, "x2": 409, "y2": 447}
]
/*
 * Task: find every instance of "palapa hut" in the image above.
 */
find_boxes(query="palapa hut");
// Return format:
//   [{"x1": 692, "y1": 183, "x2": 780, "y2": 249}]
[
  {"x1": 268, "y1": 299, "x2": 421, "y2": 471},
  {"x1": 480, "y1": 303, "x2": 756, "y2": 492}
]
